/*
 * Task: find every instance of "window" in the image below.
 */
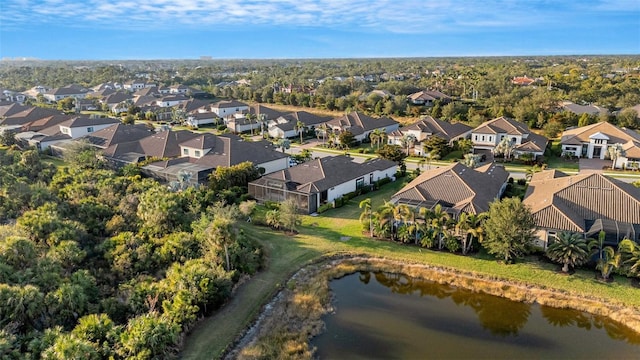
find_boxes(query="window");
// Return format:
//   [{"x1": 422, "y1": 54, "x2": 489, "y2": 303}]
[
  {"x1": 195, "y1": 150, "x2": 201, "y2": 157},
  {"x1": 61, "y1": 127, "x2": 69, "y2": 134},
  {"x1": 481, "y1": 136, "x2": 485, "y2": 141},
  {"x1": 489, "y1": 136, "x2": 493, "y2": 142},
  {"x1": 474, "y1": 135, "x2": 478, "y2": 141},
  {"x1": 547, "y1": 231, "x2": 557, "y2": 241},
  {"x1": 356, "y1": 177, "x2": 364, "y2": 190},
  {"x1": 87, "y1": 127, "x2": 94, "y2": 133},
  {"x1": 183, "y1": 148, "x2": 188, "y2": 156},
  {"x1": 594, "y1": 139, "x2": 604, "y2": 145}
]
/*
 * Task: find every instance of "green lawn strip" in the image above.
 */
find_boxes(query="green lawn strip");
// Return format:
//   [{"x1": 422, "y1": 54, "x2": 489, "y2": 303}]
[
  {"x1": 182, "y1": 175, "x2": 639, "y2": 359},
  {"x1": 180, "y1": 226, "x2": 321, "y2": 360},
  {"x1": 41, "y1": 155, "x2": 66, "y2": 168}
]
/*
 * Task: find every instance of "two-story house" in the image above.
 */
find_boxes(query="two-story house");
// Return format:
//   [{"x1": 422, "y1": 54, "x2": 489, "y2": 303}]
[
  {"x1": 471, "y1": 117, "x2": 548, "y2": 158},
  {"x1": 43, "y1": 85, "x2": 90, "y2": 102},
  {"x1": 267, "y1": 111, "x2": 331, "y2": 139},
  {"x1": 560, "y1": 122, "x2": 640, "y2": 169},
  {"x1": 387, "y1": 116, "x2": 472, "y2": 155},
  {"x1": 211, "y1": 100, "x2": 249, "y2": 118}
]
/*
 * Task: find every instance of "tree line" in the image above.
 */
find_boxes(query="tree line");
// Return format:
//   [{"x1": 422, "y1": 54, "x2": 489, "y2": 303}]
[{"x1": 0, "y1": 146, "x2": 263, "y2": 359}]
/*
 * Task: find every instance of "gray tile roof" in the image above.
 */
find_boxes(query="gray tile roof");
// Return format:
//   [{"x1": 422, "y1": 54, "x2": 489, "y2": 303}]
[
  {"x1": 82, "y1": 123, "x2": 155, "y2": 148},
  {"x1": 326, "y1": 111, "x2": 399, "y2": 135},
  {"x1": 473, "y1": 116, "x2": 530, "y2": 135},
  {"x1": 392, "y1": 116, "x2": 472, "y2": 142},
  {"x1": 194, "y1": 134, "x2": 288, "y2": 168},
  {"x1": 392, "y1": 162, "x2": 508, "y2": 214},
  {"x1": 253, "y1": 155, "x2": 397, "y2": 194}
]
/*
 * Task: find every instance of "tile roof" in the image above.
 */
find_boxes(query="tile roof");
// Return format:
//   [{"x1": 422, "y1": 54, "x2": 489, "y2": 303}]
[
  {"x1": 392, "y1": 162, "x2": 509, "y2": 214},
  {"x1": 193, "y1": 134, "x2": 288, "y2": 168},
  {"x1": 560, "y1": 101, "x2": 609, "y2": 115},
  {"x1": 407, "y1": 90, "x2": 451, "y2": 102},
  {"x1": 248, "y1": 104, "x2": 286, "y2": 120},
  {"x1": 1, "y1": 106, "x2": 63, "y2": 126},
  {"x1": 58, "y1": 116, "x2": 120, "y2": 128},
  {"x1": 45, "y1": 85, "x2": 90, "y2": 96},
  {"x1": 82, "y1": 123, "x2": 155, "y2": 148},
  {"x1": 180, "y1": 133, "x2": 218, "y2": 150},
  {"x1": 211, "y1": 100, "x2": 248, "y2": 109},
  {"x1": 0, "y1": 103, "x2": 30, "y2": 118},
  {"x1": 515, "y1": 132, "x2": 548, "y2": 153},
  {"x1": 473, "y1": 116, "x2": 530, "y2": 136},
  {"x1": 523, "y1": 170, "x2": 640, "y2": 232},
  {"x1": 104, "y1": 92, "x2": 133, "y2": 105},
  {"x1": 254, "y1": 155, "x2": 397, "y2": 194},
  {"x1": 326, "y1": 111, "x2": 399, "y2": 135},
  {"x1": 392, "y1": 116, "x2": 472, "y2": 142},
  {"x1": 560, "y1": 122, "x2": 640, "y2": 146}
]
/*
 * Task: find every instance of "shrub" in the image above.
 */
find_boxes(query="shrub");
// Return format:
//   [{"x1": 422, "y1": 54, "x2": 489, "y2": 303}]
[
  {"x1": 264, "y1": 201, "x2": 280, "y2": 211},
  {"x1": 445, "y1": 236, "x2": 461, "y2": 253},
  {"x1": 317, "y1": 203, "x2": 333, "y2": 214},
  {"x1": 375, "y1": 177, "x2": 392, "y2": 188},
  {"x1": 517, "y1": 178, "x2": 526, "y2": 186},
  {"x1": 217, "y1": 124, "x2": 227, "y2": 131}
]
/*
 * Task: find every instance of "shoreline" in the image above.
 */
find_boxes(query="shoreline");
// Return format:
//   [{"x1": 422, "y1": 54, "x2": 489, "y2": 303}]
[{"x1": 229, "y1": 255, "x2": 640, "y2": 359}]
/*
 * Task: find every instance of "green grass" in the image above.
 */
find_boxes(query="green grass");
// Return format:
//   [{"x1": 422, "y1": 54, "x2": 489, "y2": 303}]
[
  {"x1": 181, "y1": 176, "x2": 640, "y2": 359},
  {"x1": 41, "y1": 155, "x2": 66, "y2": 168},
  {"x1": 442, "y1": 150, "x2": 463, "y2": 161}
]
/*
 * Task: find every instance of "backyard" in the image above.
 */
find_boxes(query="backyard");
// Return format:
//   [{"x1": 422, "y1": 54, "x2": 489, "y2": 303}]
[{"x1": 180, "y1": 178, "x2": 640, "y2": 360}]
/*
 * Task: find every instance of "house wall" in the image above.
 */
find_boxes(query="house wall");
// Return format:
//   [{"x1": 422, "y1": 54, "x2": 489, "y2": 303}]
[
  {"x1": 186, "y1": 117, "x2": 216, "y2": 127},
  {"x1": 213, "y1": 105, "x2": 249, "y2": 118},
  {"x1": 561, "y1": 144, "x2": 581, "y2": 157},
  {"x1": 60, "y1": 123, "x2": 114, "y2": 139},
  {"x1": 257, "y1": 157, "x2": 288, "y2": 175},
  {"x1": 327, "y1": 165, "x2": 397, "y2": 204}
]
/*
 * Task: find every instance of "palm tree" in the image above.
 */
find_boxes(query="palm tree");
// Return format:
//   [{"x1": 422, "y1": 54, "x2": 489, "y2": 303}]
[
  {"x1": 588, "y1": 230, "x2": 606, "y2": 263},
  {"x1": 359, "y1": 198, "x2": 373, "y2": 236},
  {"x1": 424, "y1": 151, "x2": 440, "y2": 170},
  {"x1": 607, "y1": 143, "x2": 625, "y2": 169},
  {"x1": 462, "y1": 153, "x2": 481, "y2": 168},
  {"x1": 401, "y1": 134, "x2": 417, "y2": 156},
  {"x1": 245, "y1": 113, "x2": 257, "y2": 135},
  {"x1": 265, "y1": 209, "x2": 281, "y2": 230},
  {"x1": 430, "y1": 204, "x2": 451, "y2": 250},
  {"x1": 545, "y1": 231, "x2": 589, "y2": 273},
  {"x1": 456, "y1": 212, "x2": 486, "y2": 255},
  {"x1": 294, "y1": 120, "x2": 306, "y2": 144},
  {"x1": 525, "y1": 163, "x2": 547, "y2": 181},
  {"x1": 317, "y1": 123, "x2": 329, "y2": 145},
  {"x1": 619, "y1": 238, "x2": 640, "y2": 276},
  {"x1": 206, "y1": 216, "x2": 235, "y2": 271},
  {"x1": 369, "y1": 128, "x2": 386, "y2": 150},
  {"x1": 257, "y1": 114, "x2": 267, "y2": 139},
  {"x1": 494, "y1": 136, "x2": 516, "y2": 160},
  {"x1": 596, "y1": 245, "x2": 621, "y2": 281}
]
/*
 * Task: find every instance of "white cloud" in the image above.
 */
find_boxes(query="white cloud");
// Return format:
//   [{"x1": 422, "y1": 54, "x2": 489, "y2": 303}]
[{"x1": 0, "y1": 0, "x2": 637, "y2": 33}]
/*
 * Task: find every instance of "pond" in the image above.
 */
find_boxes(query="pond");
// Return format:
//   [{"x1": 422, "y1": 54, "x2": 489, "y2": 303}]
[{"x1": 312, "y1": 271, "x2": 640, "y2": 359}]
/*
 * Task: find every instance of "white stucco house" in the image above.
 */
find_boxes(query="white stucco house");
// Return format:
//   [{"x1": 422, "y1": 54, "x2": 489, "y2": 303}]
[
  {"x1": 210, "y1": 100, "x2": 249, "y2": 118},
  {"x1": 471, "y1": 116, "x2": 548, "y2": 158},
  {"x1": 249, "y1": 155, "x2": 398, "y2": 214},
  {"x1": 560, "y1": 121, "x2": 640, "y2": 169}
]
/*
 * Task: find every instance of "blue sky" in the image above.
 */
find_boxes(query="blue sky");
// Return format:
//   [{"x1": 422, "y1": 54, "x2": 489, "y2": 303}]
[{"x1": 1, "y1": 0, "x2": 639, "y2": 60}]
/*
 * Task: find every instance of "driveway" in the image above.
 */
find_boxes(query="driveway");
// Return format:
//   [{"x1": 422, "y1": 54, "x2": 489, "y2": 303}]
[{"x1": 579, "y1": 158, "x2": 610, "y2": 173}]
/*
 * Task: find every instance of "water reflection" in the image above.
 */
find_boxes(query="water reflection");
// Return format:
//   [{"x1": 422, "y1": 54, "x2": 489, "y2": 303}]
[
  {"x1": 313, "y1": 271, "x2": 640, "y2": 359},
  {"x1": 368, "y1": 271, "x2": 531, "y2": 336},
  {"x1": 362, "y1": 271, "x2": 640, "y2": 342}
]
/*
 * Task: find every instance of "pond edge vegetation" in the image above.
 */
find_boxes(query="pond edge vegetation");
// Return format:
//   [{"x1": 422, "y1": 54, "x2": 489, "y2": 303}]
[{"x1": 232, "y1": 255, "x2": 640, "y2": 359}]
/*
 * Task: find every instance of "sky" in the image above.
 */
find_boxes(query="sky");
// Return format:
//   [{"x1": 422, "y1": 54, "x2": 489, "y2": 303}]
[{"x1": 0, "y1": 0, "x2": 639, "y2": 60}]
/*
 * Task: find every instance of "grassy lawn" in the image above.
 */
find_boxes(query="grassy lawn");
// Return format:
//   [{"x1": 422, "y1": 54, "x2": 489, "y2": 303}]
[
  {"x1": 41, "y1": 155, "x2": 66, "y2": 168},
  {"x1": 181, "y1": 176, "x2": 640, "y2": 359}
]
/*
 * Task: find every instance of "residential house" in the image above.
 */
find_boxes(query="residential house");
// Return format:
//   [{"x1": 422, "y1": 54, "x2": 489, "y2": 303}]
[
  {"x1": 185, "y1": 112, "x2": 219, "y2": 128},
  {"x1": 0, "y1": 88, "x2": 26, "y2": 103},
  {"x1": 511, "y1": 76, "x2": 539, "y2": 86},
  {"x1": 560, "y1": 101, "x2": 609, "y2": 116},
  {"x1": 43, "y1": 85, "x2": 90, "y2": 102},
  {"x1": 143, "y1": 134, "x2": 289, "y2": 184},
  {"x1": 102, "y1": 129, "x2": 200, "y2": 164},
  {"x1": 249, "y1": 156, "x2": 397, "y2": 214},
  {"x1": 267, "y1": 111, "x2": 331, "y2": 139},
  {"x1": 407, "y1": 90, "x2": 451, "y2": 106},
  {"x1": 210, "y1": 100, "x2": 249, "y2": 118},
  {"x1": 123, "y1": 80, "x2": 155, "y2": 91},
  {"x1": 102, "y1": 92, "x2": 134, "y2": 113},
  {"x1": 82, "y1": 123, "x2": 155, "y2": 149},
  {"x1": 560, "y1": 121, "x2": 640, "y2": 169},
  {"x1": 24, "y1": 116, "x2": 120, "y2": 151},
  {"x1": 391, "y1": 162, "x2": 509, "y2": 217},
  {"x1": 227, "y1": 104, "x2": 285, "y2": 134},
  {"x1": 523, "y1": 170, "x2": 640, "y2": 249},
  {"x1": 387, "y1": 116, "x2": 472, "y2": 155},
  {"x1": 156, "y1": 95, "x2": 190, "y2": 108},
  {"x1": 324, "y1": 111, "x2": 400, "y2": 143},
  {"x1": 471, "y1": 116, "x2": 548, "y2": 158}
]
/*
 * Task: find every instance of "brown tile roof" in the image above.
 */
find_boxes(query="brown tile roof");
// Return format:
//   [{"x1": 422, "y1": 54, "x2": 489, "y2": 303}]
[
  {"x1": 408, "y1": 90, "x2": 451, "y2": 101},
  {"x1": 1, "y1": 106, "x2": 63, "y2": 126},
  {"x1": 515, "y1": 132, "x2": 548, "y2": 153},
  {"x1": 103, "y1": 129, "x2": 199, "y2": 158},
  {"x1": 59, "y1": 116, "x2": 120, "y2": 128},
  {"x1": 392, "y1": 162, "x2": 509, "y2": 214},
  {"x1": 0, "y1": 103, "x2": 30, "y2": 118},
  {"x1": 473, "y1": 116, "x2": 530, "y2": 136},
  {"x1": 248, "y1": 104, "x2": 285, "y2": 120},
  {"x1": 622, "y1": 140, "x2": 640, "y2": 159},
  {"x1": 523, "y1": 170, "x2": 640, "y2": 232},
  {"x1": 254, "y1": 156, "x2": 396, "y2": 194},
  {"x1": 180, "y1": 133, "x2": 217, "y2": 150},
  {"x1": 560, "y1": 122, "x2": 640, "y2": 146}
]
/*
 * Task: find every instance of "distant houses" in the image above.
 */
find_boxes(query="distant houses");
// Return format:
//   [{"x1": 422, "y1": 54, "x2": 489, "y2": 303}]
[{"x1": 407, "y1": 90, "x2": 452, "y2": 106}]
